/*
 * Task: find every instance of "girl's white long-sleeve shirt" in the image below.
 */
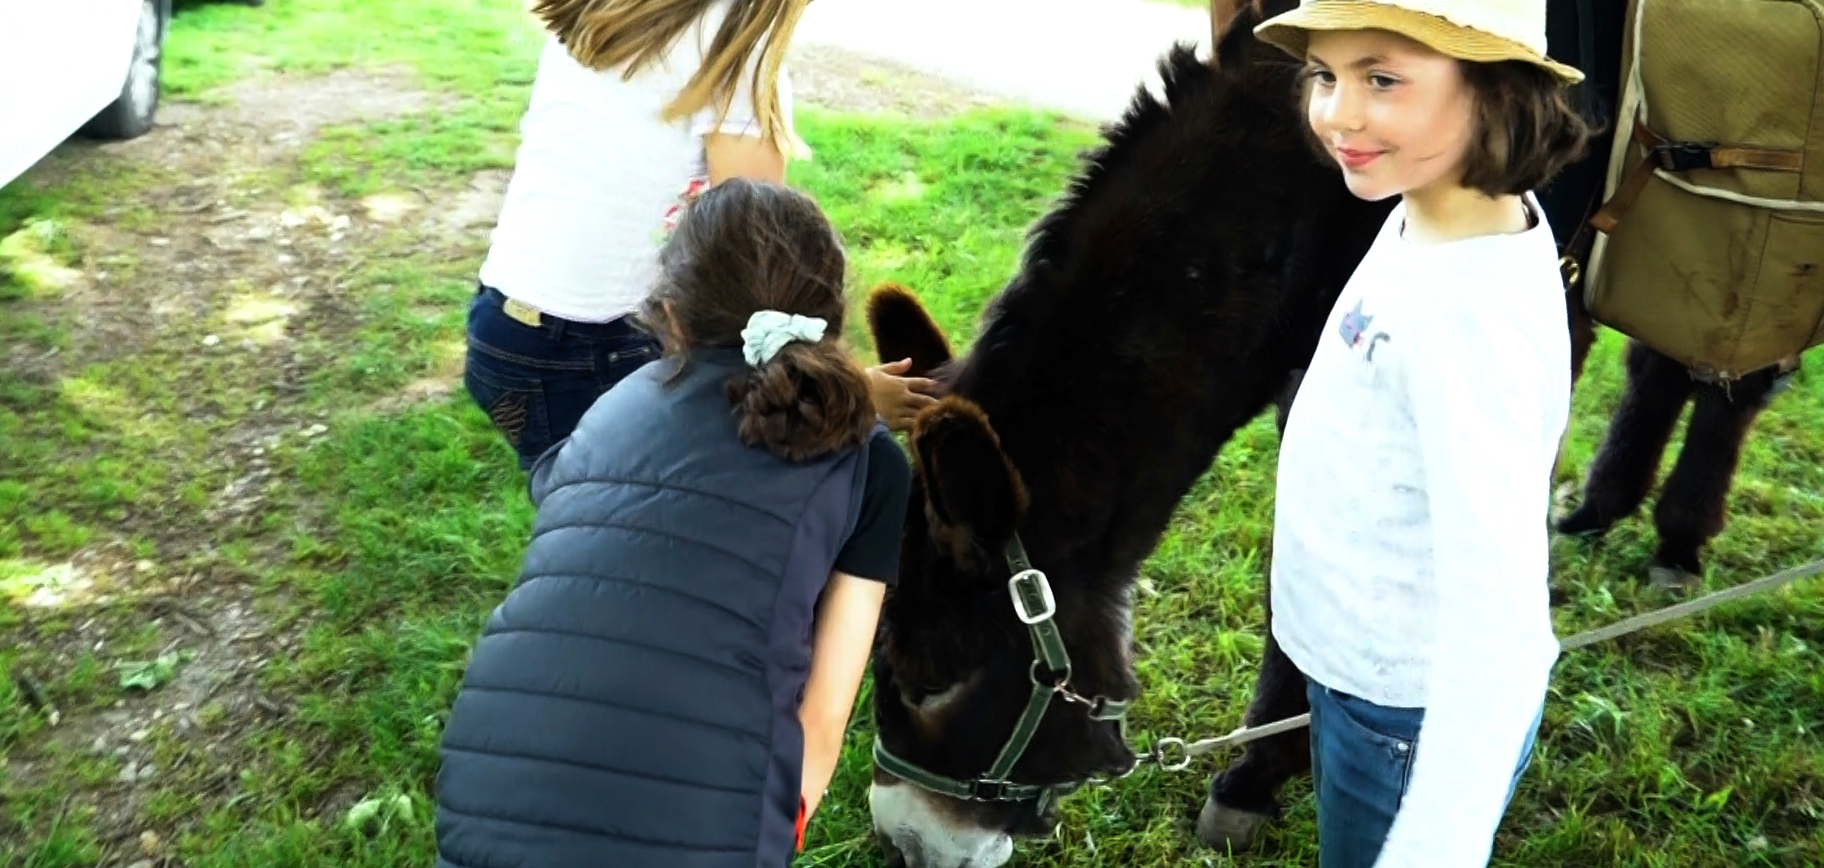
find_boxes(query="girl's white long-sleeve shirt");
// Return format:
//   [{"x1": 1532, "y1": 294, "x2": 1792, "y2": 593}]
[{"x1": 1270, "y1": 193, "x2": 1569, "y2": 868}]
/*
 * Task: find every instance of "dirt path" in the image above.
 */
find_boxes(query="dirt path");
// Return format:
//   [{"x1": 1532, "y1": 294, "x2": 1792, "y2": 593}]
[
  {"x1": 790, "y1": 44, "x2": 1008, "y2": 119},
  {"x1": 794, "y1": 0, "x2": 1211, "y2": 121}
]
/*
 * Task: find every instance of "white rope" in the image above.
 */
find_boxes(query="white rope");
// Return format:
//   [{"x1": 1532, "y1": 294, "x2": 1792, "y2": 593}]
[
  {"x1": 1168, "y1": 556, "x2": 1824, "y2": 761},
  {"x1": 1557, "y1": 557, "x2": 1824, "y2": 650}
]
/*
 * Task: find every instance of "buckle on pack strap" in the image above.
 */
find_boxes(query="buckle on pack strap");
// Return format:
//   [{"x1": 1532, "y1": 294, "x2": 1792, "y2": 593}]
[{"x1": 1649, "y1": 141, "x2": 1714, "y2": 173}]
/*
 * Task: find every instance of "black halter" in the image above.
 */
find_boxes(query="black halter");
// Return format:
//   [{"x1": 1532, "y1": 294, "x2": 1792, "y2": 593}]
[{"x1": 871, "y1": 534, "x2": 1133, "y2": 809}]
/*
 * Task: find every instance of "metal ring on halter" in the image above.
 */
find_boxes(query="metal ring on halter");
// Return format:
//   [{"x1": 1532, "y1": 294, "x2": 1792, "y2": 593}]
[
  {"x1": 1152, "y1": 737, "x2": 1191, "y2": 772},
  {"x1": 1029, "y1": 657, "x2": 1071, "y2": 690}
]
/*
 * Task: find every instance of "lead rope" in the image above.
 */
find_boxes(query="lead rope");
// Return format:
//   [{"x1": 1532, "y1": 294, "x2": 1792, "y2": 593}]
[{"x1": 1136, "y1": 556, "x2": 1824, "y2": 772}]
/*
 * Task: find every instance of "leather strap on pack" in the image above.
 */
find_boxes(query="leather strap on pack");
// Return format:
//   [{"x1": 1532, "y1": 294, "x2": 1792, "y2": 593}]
[{"x1": 1591, "y1": 118, "x2": 1805, "y2": 233}]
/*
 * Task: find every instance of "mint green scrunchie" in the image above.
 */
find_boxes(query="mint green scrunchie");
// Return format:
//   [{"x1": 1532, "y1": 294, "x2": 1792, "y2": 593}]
[{"x1": 741, "y1": 310, "x2": 828, "y2": 368}]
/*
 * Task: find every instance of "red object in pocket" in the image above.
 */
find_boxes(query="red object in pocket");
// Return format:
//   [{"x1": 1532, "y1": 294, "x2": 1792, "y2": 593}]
[{"x1": 795, "y1": 795, "x2": 808, "y2": 851}]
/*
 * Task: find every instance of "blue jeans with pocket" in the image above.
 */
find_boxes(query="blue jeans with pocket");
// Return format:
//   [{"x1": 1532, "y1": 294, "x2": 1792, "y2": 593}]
[
  {"x1": 463, "y1": 284, "x2": 662, "y2": 470},
  {"x1": 1306, "y1": 677, "x2": 1541, "y2": 868}
]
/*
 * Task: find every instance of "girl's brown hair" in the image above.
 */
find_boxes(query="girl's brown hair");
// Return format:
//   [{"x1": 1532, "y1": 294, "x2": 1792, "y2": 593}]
[
  {"x1": 1297, "y1": 59, "x2": 1598, "y2": 197},
  {"x1": 637, "y1": 179, "x2": 876, "y2": 463},
  {"x1": 530, "y1": 0, "x2": 807, "y2": 156},
  {"x1": 1454, "y1": 60, "x2": 1597, "y2": 197}
]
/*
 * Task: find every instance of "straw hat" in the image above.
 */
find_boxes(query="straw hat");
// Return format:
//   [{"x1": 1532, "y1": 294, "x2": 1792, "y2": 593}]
[{"x1": 1255, "y1": 0, "x2": 1584, "y2": 86}]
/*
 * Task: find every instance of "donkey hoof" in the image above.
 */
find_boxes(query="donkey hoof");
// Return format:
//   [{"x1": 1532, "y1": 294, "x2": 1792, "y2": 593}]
[
  {"x1": 1647, "y1": 565, "x2": 1701, "y2": 593},
  {"x1": 1196, "y1": 797, "x2": 1269, "y2": 852},
  {"x1": 1553, "y1": 503, "x2": 1613, "y2": 539}
]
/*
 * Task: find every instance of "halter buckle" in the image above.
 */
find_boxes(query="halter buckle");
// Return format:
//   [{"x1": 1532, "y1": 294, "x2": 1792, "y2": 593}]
[
  {"x1": 1008, "y1": 568, "x2": 1056, "y2": 625},
  {"x1": 967, "y1": 779, "x2": 1013, "y2": 801}
]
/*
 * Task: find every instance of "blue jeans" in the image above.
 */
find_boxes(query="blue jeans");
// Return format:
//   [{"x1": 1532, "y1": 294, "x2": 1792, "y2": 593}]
[
  {"x1": 1306, "y1": 678, "x2": 1541, "y2": 868},
  {"x1": 463, "y1": 285, "x2": 662, "y2": 469}
]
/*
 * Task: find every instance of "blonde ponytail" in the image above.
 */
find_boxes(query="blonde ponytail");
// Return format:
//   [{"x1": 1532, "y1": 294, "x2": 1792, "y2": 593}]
[{"x1": 531, "y1": 0, "x2": 809, "y2": 158}]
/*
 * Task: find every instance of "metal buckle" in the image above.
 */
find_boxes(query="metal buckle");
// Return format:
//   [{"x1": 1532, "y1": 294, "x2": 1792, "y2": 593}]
[
  {"x1": 1008, "y1": 568, "x2": 1056, "y2": 625},
  {"x1": 1649, "y1": 142, "x2": 1714, "y2": 173},
  {"x1": 968, "y1": 779, "x2": 1011, "y2": 801}
]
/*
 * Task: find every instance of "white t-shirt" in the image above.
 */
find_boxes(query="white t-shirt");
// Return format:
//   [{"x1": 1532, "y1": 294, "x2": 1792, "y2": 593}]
[
  {"x1": 1270, "y1": 194, "x2": 1569, "y2": 868},
  {"x1": 478, "y1": 4, "x2": 794, "y2": 323}
]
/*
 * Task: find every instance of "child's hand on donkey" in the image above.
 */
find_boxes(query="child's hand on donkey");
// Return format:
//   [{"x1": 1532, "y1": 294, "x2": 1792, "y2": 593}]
[{"x1": 867, "y1": 358, "x2": 942, "y2": 431}]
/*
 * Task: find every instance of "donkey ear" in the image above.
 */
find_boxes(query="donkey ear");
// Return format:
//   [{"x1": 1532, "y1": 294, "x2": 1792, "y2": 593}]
[
  {"x1": 867, "y1": 282, "x2": 953, "y2": 377},
  {"x1": 911, "y1": 397, "x2": 1029, "y2": 552}
]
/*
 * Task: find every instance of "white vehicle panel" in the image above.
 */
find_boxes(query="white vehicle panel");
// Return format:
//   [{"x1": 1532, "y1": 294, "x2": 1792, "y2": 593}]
[{"x1": 0, "y1": 1, "x2": 147, "y2": 188}]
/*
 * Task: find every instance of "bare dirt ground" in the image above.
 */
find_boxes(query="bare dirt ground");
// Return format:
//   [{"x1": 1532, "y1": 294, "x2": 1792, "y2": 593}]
[
  {"x1": 2, "y1": 49, "x2": 1001, "y2": 862},
  {"x1": 790, "y1": 44, "x2": 1008, "y2": 119}
]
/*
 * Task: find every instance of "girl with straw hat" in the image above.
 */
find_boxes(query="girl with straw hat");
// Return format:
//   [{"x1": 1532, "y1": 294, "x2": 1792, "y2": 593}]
[{"x1": 1222, "y1": 1, "x2": 1594, "y2": 866}]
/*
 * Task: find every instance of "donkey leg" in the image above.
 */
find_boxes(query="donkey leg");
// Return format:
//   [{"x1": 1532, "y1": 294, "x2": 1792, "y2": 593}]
[
  {"x1": 1273, "y1": 368, "x2": 1306, "y2": 437},
  {"x1": 1551, "y1": 285, "x2": 1601, "y2": 484},
  {"x1": 1566, "y1": 282, "x2": 1598, "y2": 390},
  {"x1": 1645, "y1": 365, "x2": 1781, "y2": 588},
  {"x1": 1197, "y1": 629, "x2": 1311, "y2": 852},
  {"x1": 1557, "y1": 340, "x2": 1694, "y2": 536}
]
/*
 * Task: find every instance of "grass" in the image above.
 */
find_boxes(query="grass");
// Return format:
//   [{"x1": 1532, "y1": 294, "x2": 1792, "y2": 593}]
[{"x1": 2, "y1": 0, "x2": 1821, "y2": 866}]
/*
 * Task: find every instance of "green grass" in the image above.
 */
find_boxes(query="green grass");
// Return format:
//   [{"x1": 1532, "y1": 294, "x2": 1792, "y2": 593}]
[{"x1": 2, "y1": 0, "x2": 1821, "y2": 866}]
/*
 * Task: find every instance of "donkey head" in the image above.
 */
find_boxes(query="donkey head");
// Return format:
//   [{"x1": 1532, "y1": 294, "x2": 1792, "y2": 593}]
[{"x1": 864, "y1": 286, "x2": 1141, "y2": 868}]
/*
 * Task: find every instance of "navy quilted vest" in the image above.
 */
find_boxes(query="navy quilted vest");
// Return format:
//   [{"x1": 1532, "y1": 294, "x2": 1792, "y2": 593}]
[{"x1": 435, "y1": 346, "x2": 872, "y2": 868}]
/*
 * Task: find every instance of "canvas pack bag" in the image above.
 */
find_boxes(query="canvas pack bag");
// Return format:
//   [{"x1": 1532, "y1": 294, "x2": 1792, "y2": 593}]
[{"x1": 1583, "y1": 0, "x2": 1824, "y2": 382}]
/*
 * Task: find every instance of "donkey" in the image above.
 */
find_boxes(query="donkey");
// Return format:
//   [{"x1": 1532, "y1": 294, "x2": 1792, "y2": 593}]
[
  {"x1": 1554, "y1": 344, "x2": 1802, "y2": 588},
  {"x1": 1515, "y1": 0, "x2": 1806, "y2": 589},
  {"x1": 859, "y1": 5, "x2": 1392, "y2": 863}
]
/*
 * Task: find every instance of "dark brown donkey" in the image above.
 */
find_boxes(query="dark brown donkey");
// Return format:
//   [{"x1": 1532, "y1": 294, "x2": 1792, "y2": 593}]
[
  {"x1": 859, "y1": 5, "x2": 1391, "y2": 863},
  {"x1": 863, "y1": 1, "x2": 1795, "y2": 864}
]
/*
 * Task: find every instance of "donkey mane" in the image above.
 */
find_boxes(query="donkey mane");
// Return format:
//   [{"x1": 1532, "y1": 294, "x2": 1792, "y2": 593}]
[
  {"x1": 935, "y1": 38, "x2": 1347, "y2": 574},
  {"x1": 869, "y1": 15, "x2": 1393, "y2": 708},
  {"x1": 1020, "y1": 39, "x2": 1300, "y2": 278}
]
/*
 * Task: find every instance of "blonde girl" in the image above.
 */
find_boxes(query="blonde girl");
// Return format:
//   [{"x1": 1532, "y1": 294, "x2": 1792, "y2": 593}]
[{"x1": 465, "y1": 0, "x2": 936, "y2": 470}]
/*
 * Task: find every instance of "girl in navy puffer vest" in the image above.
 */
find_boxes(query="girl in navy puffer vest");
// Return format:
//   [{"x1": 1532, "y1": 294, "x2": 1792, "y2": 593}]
[{"x1": 435, "y1": 179, "x2": 911, "y2": 868}]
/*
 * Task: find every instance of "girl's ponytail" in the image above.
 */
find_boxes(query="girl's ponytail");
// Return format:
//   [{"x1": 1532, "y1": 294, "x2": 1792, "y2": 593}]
[
  {"x1": 639, "y1": 179, "x2": 877, "y2": 463},
  {"x1": 727, "y1": 337, "x2": 876, "y2": 463}
]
